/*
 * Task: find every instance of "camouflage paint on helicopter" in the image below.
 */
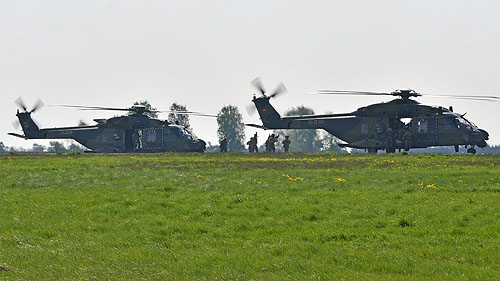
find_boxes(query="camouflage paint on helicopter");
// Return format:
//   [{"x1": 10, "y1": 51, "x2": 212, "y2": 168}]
[
  {"x1": 9, "y1": 101, "x2": 207, "y2": 153},
  {"x1": 247, "y1": 80, "x2": 494, "y2": 154}
]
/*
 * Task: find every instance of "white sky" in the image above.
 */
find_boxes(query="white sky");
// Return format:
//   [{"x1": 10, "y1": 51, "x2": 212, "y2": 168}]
[{"x1": 2, "y1": 0, "x2": 500, "y2": 148}]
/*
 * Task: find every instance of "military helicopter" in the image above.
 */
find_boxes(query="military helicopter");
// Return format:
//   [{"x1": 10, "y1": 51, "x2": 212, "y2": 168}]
[
  {"x1": 246, "y1": 78, "x2": 496, "y2": 154},
  {"x1": 9, "y1": 98, "x2": 211, "y2": 153}
]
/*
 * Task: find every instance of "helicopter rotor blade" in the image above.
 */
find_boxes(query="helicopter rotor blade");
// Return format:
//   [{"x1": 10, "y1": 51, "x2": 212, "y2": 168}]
[
  {"x1": 421, "y1": 94, "x2": 500, "y2": 102},
  {"x1": 12, "y1": 120, "x2": 21, "y2": 130},
  {"x1": 48, "y1": 104, "x2": 132, "y2": 111},
  {"x1": 251, "y1": 77, "x2": 266, "y2": 96},
  {"x1": 155, "y1": 110, "x2": 217, "y2": 117},
  {"x1": 15, "y1": 97, "x2": 28, "y2": 111},
  {"x1": 30, "y1": 99, "x2": 44, "y2": 113},
  {"x1": 315, "y1": 90, "x2": 499, "y2": 101},
  {"x1": 314, "y1": 90, "x2": 392, "y2": 96},
  {"x1": 246, "y1": 104, "x2": 257, "y2": 116},
  {"x1": 269, "y1": 82, "x2": 287, "y2": 99}
]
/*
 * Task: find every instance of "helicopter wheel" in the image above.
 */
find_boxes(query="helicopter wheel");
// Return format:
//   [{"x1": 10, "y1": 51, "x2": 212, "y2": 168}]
[
  {"x1": 367, "y1": 148, "x2": 377, "y2": 154},
  {"x1": 467, "y1": 147, "x2": 477, "y2": 154}
]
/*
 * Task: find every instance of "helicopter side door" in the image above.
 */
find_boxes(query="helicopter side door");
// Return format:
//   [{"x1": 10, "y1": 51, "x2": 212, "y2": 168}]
[
  {"x1": 133, "y1": 128, "x2": 164, "y2": 151},
  {"x1": 411, "y1": 115, "x2": 438, "y2": 146}
]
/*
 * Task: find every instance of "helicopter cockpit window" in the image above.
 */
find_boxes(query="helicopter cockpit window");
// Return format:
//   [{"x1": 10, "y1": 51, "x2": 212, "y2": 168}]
[
  {"x1": 456, "y1": 117, "x2": 473, "y2": 129},
  {"x1": 181, "y1": 128, "x2": 196, "y2": 140},
  {"x1": 442, "y1": 116, "x2": 459, "y2": 131},
  {"x1": 168, "y1": 127, "x2": 181, "y2": 140}
]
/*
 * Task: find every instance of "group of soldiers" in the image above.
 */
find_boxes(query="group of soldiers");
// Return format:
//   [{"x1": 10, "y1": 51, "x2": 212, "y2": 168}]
[
  {"x1": 247, "y1": 133, "x2": 291, "y2": 153},
  {"x1": 219, "y1": 133, "x2": 291, "y2": 153},
  {"x1": 384, "y1": 119, "x2": 412, "y2": 153}
]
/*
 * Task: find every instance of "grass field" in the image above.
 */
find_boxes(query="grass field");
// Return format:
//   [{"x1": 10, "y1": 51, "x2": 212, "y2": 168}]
[{"x1": 1, "y1": 152, "x2": 500, "y2": 280}]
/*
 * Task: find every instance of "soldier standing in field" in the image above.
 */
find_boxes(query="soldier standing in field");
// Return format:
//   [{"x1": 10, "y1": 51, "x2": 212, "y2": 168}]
[
  {"x1": 265, "y1": 134, "x2": 271, "y2": 152},
  {"x1": 219, "y1": 137, "x2": 228, "y2": 153},
  {"x1": 269, "y1": 134, "x2": 279, "y2": 152},
  {"x1": 247, "y1": 133, "x2": 258, "y2": 153},
  {"x1": 282, "y1": 135, "x2": 291, "y2": 153},
  {"x1": 253, "y1": 133, "x2": 258, "y2": 153}
]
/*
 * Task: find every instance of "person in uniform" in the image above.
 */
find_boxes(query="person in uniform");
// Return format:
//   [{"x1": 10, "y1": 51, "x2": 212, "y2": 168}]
[
  {"x1": 252, "y1": 133, "x2": 258, "y2": 153},
  {"x1": 219, "y1": 137, "x2": 228, "y2": 153},
  {"x1": 265, "y1": 134, "x2": 271, "y2": 152},
  {"x1": 269, "y1": 134, "x2": 279, "y2": 152},
  {"x1": 247, "y1": 136, "x2": 254, "y2": 152},
  {"x1": 247, "y1": 133, "x2": 259, "y2": 153},
  {"x1": 282, "y1": 135, "x2": 291, "y2": 153},
  {"x1": 384, "y1": 127, "x2": 394, "y2": 152}
]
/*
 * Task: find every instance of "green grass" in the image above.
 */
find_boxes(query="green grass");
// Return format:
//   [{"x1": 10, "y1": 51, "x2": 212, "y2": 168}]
[{"x1": 1, "y1": 153, "x2": 500, "y2": 280}]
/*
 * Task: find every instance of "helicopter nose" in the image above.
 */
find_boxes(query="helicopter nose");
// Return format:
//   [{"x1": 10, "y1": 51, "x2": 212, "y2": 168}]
[
  {"x1": 474, "y1": 128, "x2": 489, "y2": 148},
  {"x1": 198, "y1": 139, "x2": 207, "y2": 150},
  {"x1": 479, "y1": 129, "x2": 489, "y2": 141}
]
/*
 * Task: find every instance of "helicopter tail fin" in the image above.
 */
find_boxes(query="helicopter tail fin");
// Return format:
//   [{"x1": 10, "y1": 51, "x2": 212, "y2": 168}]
[
  {"x1": 15, "y1": 110, "x2": 42, "y2": 139},
  {"x1": 252, "y1": 96, "x2": 287, "y2": 129}
]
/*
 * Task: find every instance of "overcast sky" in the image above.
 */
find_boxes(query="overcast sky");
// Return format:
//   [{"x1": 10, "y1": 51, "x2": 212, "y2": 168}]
[{"x1": 2, "y1": 0, "x2": 500, "y2": 149}]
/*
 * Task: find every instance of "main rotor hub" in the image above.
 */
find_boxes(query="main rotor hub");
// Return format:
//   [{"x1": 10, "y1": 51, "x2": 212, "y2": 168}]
[
  {"x1": 129, "y1": 105, "x2": 149, "y2": 115},
  {"x1": 392, "y1": 89, "x2": 421, "y2": 99}
]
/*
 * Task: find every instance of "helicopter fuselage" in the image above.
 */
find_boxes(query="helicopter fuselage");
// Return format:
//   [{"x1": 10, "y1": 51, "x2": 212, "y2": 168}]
[
  {"x1": 11, "y1": 111, "x2": 206, "y2": 153},
  {"x1": 250, "y1": 96, "x2": 489, "y2": 153}
]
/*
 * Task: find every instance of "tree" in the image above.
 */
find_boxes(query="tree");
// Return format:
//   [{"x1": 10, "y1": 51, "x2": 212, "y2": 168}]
[
  {"x1": 0, "y1": 142, "x2": 5, "y2": 153},
  {"x1": 216, "y1": 105, "x2": 245, "y2": 152},
  {"x1": 31, "y1": 143, "x2": 46, "y2": 153},
  {"x1": 274, "y1": 106, "x2": 343, "y2": 153},
  {"x1": 168, "y1": 102, "x2": 191, "y2": 130},
  {"x1": 131, "y1": 100, "x2": 158, "y2": 118},
  {"x1": 67, "y1": 143, "x2": 85, "y2": 152},
  {"x1": 47, "y1": 141, "x2": 68, "y2": 153},
  {"x1": 317, "y1": 131, "x2": 344, "y2": 153},
  {"x1": 274, "y1": 106, "x2": 319, "y2": 152}
]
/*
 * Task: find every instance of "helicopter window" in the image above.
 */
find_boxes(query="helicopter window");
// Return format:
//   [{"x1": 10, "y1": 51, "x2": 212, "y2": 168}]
[
  {"x1": 416, "y1": 120, "x2": 428, "y2": 133},
  {"x1": 361, "y1": 123, "x2": 369, "y2": 134},
  {"x1": 442, "y1": 116, "x2": 459, "y2": 131},
  {"x1": 375, "y1": 123, "x2": 384, "y2": 134},
  {"x1": 456, "y1": 117, "x2": 473, "y2": 129},
  {"x1": 168, "y1": 127, "x2": 181, "y2": 140},
  {"x1": 102, "y1": 133, "x2": 108, "y2": 142},
  {"x1": 145, "y1": 130, "x2": 156, "y2": 142},
  {"x1": 181, "y1": 128, "x2": 195, "y2": 140}
]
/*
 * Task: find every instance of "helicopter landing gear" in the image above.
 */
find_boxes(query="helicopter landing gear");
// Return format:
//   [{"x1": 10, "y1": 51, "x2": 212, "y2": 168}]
[
  {"x1": 467, "y1": 145, "x2": 477, "y2": 154},
  {"x1": 454, "y1": 145, "x2": 459, "y2": 153},
  {"x1": 368, "y1": 148, "x2": 377, "y2": 154}
]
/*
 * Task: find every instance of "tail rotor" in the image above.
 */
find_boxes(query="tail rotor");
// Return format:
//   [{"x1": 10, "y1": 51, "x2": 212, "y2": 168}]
[{"x1": 248, "y1": 77, "x2": 287, "y2": 116}]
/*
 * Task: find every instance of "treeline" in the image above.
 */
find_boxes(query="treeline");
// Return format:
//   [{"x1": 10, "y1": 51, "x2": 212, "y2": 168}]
[
  {"x1": 0, "y1": 141, "x2": 85, "y2": 153},
  {"x1": 214, "y1": 104, "x2": 345, "y2": 153}
]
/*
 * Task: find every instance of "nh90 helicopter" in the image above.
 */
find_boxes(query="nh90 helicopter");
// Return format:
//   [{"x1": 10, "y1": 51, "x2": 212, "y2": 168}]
[
  {"x1": 9, "y1": 99, "x2": 210, "y2": 153},
  {"x1": 246, "y1": 78, "x2": 496, "y2": 154}
]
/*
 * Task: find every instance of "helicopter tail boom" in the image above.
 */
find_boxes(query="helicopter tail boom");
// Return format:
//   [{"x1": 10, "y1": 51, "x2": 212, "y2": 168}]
[
  {"x1": 251, "y1": 96, "x2": 294, "y2": 129},
  {"x1": 15, "y1": 111, "x2": 43, "y2": 139}
]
